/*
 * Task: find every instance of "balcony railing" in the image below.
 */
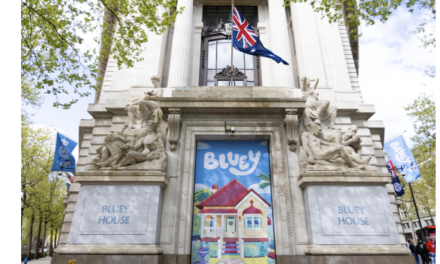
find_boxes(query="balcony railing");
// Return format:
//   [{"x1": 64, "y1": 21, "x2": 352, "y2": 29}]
[{"x1": 202, "y1": 227, "x2": 222, "y2": 238}]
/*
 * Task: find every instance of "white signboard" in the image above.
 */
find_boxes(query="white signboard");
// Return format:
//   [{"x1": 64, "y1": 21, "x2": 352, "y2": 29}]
[
  {"x1": 78, "y1": 193, "x2": 150, "y2": 235},
  {"x1": 318, "y1": 194, "x2": 390, "y2": 236}
]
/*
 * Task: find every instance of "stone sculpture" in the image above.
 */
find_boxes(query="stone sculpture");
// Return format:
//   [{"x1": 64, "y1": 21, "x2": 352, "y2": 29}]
[
  {"x1": 118, "y1": 121, "x2": 166, "y2": 170},
  {"x1": 300, "y1": 125, "x2": 375, "y2": 172},
  {"x1": 301, "y1": 77, "x2": 337, "y2": 131},
  {"x1": 91, "y1": 88, "x2": 167, "y2": 171},
  {"x1": 151, "y1": 75, "x2": 160, "y2": 88},
  {"x1": 126, "y1": 89, "x2": 162, "y2": 129},
  {"x1": 298, "y1": 77, "x2": 374, "y2": 172}
]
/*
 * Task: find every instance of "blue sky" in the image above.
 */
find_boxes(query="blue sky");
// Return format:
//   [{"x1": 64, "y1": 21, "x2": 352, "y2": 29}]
[{"x1": 357, "y1": 7, "x2": 436, "y2": 146}]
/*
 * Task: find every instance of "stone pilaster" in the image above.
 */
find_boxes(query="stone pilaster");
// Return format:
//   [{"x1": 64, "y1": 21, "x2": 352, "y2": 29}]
[
  {"x1": 167, "y1": 0, "x2": 194, "y2": 88},
  {"x1": 268, "y1": 0, "x2": 295, "y2": 87}
]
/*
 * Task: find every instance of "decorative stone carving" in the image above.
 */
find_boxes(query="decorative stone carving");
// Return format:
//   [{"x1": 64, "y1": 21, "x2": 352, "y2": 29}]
[
  {"x1": 301, "y1": 77, "x2": 337, "y2": 131},
  {"x1": 151, "y1": 75, "x2": 160, "y2": 88},
  {"x1": 215, "y1": 65, "x2": 246, "y2": 78},
  {"x1": 168, "y1": 108, "x2": 181, "y2": 151},
  {"x1": 91, "y1": 89, "x2": 167, "y2": 171},
  {"x1": 202, "y1": 26, "x2": 215, "y2": 35},
  {"x1": 202, "y1": 19, "x2": 231, "y2": 37},
  {"x1": 126, "y1": 89, "x2": 163, "y2": 129},
  {"x1": 284, "y1": 109, "x2": 298, "y2": 151},
  {"x1": 299, "y1": 124, "x2": 375, "y2": 172}
]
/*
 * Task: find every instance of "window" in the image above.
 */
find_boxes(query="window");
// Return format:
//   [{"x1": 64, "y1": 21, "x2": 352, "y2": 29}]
[
  {"x1": 403, "y1": 224, "x2": 406, "y2": 229},
  {"x1": 254, "y1": 217, "x2": 260, "y2": 229},
  {"x1": 200, "y1": 6, "x2": 260, "y2": 86},
  {"x1": 247, "y1": 217, "x2": 252, "y2": 229},
  {"x1": 245, "y1": 215, "x2": 262, "y2": 230}
]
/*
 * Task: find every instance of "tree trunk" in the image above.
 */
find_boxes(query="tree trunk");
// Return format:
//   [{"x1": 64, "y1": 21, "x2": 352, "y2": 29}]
[
  {"x1": 55, "y1": 228, "x2": 59, "y2": 248},
  {"x1": 21, "y1": 190, "x2": 26, "y2": 238},
  {"x1": 42, "y1": 222, "x2": 47, "y2": 257},
  {"x1": 95, "y1": 6, "x2": 118, "y2": 103},
  {"x1": 49, "y1": 227, "x2": 53, "y2": 257},
  {"x1": 35, "y1": 217, "x2": 42, "y2": 259},
  {"x1": 26, "y1": 213, "x2": 35, "y2": 259}
]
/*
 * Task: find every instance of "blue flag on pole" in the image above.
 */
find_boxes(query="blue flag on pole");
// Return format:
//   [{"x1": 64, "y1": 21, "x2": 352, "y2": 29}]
[
  {"x1": 232, "y1": 6, "x2": 289, "y2": 65},
  {"x1": 384, "y1": 135, "x2": 420, "y2": 183},
  {"x1": 51, "y1": 132, "x2": 78, "y2": 173}
]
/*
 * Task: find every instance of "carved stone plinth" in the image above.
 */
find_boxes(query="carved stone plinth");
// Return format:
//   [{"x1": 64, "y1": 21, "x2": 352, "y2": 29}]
[{"x1": 300, "y1": 171, "x2": 401, "y2": 246}]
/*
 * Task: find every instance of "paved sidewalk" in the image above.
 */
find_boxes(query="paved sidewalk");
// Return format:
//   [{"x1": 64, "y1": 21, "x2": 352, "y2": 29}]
[{"x1": 21, "y1": 256, "x2": 52, "y2": 264}]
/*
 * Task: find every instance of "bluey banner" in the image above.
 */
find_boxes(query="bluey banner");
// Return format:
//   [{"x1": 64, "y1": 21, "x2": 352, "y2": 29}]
[
  {"x1": 51, "y1": 132, "x2": 78, "y2": 173},
  {"x1": 384, "y1": 135, "x2": 420, "y2": 183},
  {"x1": 190, "y1": 140, "x2": 276, "y2": 263}
]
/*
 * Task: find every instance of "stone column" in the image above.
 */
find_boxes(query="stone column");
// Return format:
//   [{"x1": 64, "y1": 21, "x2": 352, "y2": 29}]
[
  {"x1": 167, "y1": 0, "x2": 194, "y2": 88},
  {"x1": 268, "y1": 0, "x2": 295, "y2": 87}
]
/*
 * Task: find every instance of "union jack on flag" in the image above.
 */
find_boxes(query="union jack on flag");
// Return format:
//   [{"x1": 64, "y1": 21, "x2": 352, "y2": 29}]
[
  {"x1": 386, "y1": 158, "x2": 405, "y2": 196},
  {"x1": 232, "y1": 6, "x2": 257, "y2": 49},
  {"x1": 232, "y1": 6, "x2": 289, "y2": 65},
  {"x1": 66, "y1": 172, "x2": 74, "y2": 183},
  {"x1": 386, "y1": 159, "x2": 398, "y2": 178}
]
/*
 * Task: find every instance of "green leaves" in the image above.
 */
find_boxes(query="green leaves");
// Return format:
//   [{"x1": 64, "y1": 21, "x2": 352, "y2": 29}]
[
  {"x1": 398, "y1": 94, "x2": 436, "y2": 221},
  {"x1": 256, "y1": 173, "x2": 271, "y2": 189},
  {"x1": 286, "y1": 0, "x2": 436, "y2": 42},
  {"x1": 21, "y1": 0, "x2": 180, "y2": 108}
]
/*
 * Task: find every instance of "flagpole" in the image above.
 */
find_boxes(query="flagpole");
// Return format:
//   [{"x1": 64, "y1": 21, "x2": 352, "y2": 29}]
[
  {"x1": 384, "y1": 130, "x2": 406, "y2": 143},
  {"x1": 408, "y1": 181, "x2": 426, "y2": 239},
  {"x1": 54, "y1": 128, "x2": 78, "y2": 142},
  {"x1": 230, "y1": 0, "x2": 234, "y2": 86}
]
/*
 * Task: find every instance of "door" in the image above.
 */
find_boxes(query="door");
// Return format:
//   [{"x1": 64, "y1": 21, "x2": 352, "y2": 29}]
[{"x1": 225, "y1": 217, "x2": 237, "y2": 237}]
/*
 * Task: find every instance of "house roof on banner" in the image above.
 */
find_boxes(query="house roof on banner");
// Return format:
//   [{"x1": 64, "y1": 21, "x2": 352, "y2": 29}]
[
  {"x1": 242, "y1": 200, "x2": 263, "y2": 216},
  {"x1": 196, "y1": 179, "x2": 271, "y2": 209}
]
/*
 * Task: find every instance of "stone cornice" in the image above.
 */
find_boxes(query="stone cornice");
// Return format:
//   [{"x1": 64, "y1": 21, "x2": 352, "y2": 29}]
[{"x1": 297, "y1": 171, "x2": 391, "y2": 188}]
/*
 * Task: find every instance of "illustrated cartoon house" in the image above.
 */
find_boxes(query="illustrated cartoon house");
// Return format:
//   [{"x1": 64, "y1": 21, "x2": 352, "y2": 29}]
[{"x1": 197, "y1": 179, "x2": 272, "y2": 258}]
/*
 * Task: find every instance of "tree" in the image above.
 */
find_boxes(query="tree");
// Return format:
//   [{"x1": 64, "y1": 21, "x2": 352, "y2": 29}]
[
  {"x1": 397, "y1": 93, "x2": 436, "y2": 226},
  {"x1": 404, "y1": 93, "x2": 435, "y2": 190},
  {"x1": 21, "y1": 0, "x2": 182, "y2": 108},
  {"x1": 21, "y1": 123, "x2": 54, "y2": 232},
  {"x1": 286, "y1": 0, "x2": 436, "y2": 37}
]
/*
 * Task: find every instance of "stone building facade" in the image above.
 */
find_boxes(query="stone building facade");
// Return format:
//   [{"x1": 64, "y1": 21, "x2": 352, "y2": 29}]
[{"x1": 52, "y1": 0, "x2": 414, "y2": 263}]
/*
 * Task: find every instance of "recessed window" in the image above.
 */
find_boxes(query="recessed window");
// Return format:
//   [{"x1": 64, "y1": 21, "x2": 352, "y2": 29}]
[{"x1": 200, "y1": 6, "x2": 260, "y2": 86}]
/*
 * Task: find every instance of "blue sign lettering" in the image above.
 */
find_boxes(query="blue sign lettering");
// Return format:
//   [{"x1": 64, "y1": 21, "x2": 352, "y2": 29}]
[
  {"x1": 98, "y1": 205, "x2": 131, "y2": 224},
  {"x1": 336, "y1": 206, "x2": 369, "y2": 226}
]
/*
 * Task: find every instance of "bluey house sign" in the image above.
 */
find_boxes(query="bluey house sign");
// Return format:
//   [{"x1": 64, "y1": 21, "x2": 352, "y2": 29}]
[
  {"x1": 318, "y1": 194, "x2": 390, "y2": 236},
  {"x1": 78, "y1": 193, "x2": 150, "y2": 235}
]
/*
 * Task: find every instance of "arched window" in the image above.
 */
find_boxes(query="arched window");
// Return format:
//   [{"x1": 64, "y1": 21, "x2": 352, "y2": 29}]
[{"x1": 199, "y1": 6, "x2": 260, "y2": 86}]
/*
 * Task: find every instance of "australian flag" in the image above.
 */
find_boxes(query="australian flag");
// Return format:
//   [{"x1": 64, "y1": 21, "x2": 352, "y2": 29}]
[
  {"x1": 50, "y1": 132, "x2": 78, "y2": 173},
  {"x1": 386, "y1": 158, "x2": 405, "y2": 196},
  {"x1": 232, "y1": 6, "x2": 289, "y2": 65}
]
